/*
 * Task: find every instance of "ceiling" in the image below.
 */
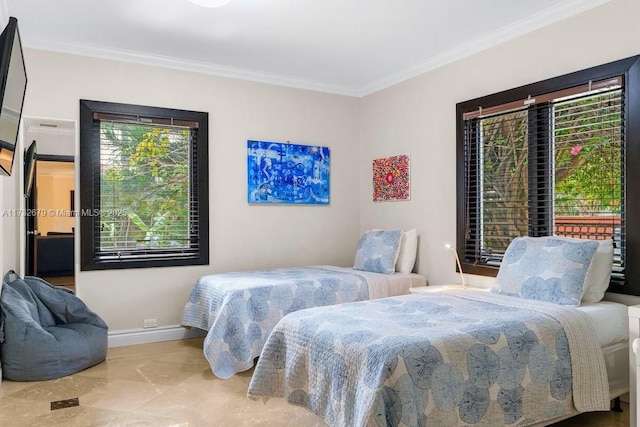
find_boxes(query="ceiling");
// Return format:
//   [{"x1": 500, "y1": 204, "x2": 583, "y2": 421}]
[{"x1": 8, "y1": 0, "x2": 609, "y2": 97}]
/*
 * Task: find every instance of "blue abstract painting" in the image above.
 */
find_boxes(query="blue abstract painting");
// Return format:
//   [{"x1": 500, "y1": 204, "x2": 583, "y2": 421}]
[{"x1": 247, "y1": 140, "x2": 330, "y2": 204}]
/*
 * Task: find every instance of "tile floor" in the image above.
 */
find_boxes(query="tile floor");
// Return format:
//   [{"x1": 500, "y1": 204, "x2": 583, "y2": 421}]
[{"x1": 0, "y1": 337, "x2": 629, "y2": 426}]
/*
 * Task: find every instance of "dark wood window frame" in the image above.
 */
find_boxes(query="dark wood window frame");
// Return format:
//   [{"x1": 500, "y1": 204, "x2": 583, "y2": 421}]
[
  {"x1": 456, "y1": 55, "x2": 640, "y2": 297},
  {"x1": 79, "y1": 100, "x2": 209, "y2": 271}
]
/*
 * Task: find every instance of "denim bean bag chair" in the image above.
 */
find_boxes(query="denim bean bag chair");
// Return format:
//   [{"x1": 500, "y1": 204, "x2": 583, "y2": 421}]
[{"x1": 0, "y1": 271, "x2": 108, "y2": 381}]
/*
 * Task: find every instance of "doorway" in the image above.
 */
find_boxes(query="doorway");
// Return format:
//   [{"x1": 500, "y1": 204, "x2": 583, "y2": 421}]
[{"x1": 22, "y1": 118, "x2": 76, "y2": 290}]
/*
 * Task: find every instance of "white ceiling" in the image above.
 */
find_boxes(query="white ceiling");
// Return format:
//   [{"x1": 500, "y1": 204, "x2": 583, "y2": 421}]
[{"x1": 8, "y1": 0, "x2": 609, "y2": 97}]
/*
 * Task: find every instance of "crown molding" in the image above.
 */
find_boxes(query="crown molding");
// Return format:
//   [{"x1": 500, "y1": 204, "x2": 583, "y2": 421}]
[
  {"x1": 23, "y1": 39, "x2": 360, "y2": 97},
  {"x1": 20, "y1": 0, "x2": 611, "y2": 99},
  {"x1": 356, "y1": 0, "x2": 613, "y2": 97}
]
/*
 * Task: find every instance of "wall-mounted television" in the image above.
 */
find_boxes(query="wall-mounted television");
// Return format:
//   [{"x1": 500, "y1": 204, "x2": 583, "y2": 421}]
[{"x1": 0, "y1": 17, "x2": 27, "y2": 176}]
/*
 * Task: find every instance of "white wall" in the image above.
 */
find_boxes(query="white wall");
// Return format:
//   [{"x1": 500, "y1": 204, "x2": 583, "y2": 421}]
[
  {"x1": 20, "y1": 50, "x2": 360, "y2": 331},
  {"x1": 359, "y1": 0, "x2": 640, "y2": 290},
  {"x1": 0, "y1": 157, "x2": 19, "y2": 276},
  {"x1": 25, "y1": 121, "x2": 75, "y2": 156}
]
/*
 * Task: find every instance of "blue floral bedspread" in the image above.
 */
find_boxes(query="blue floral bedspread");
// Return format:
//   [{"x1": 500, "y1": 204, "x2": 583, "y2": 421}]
[
  {"x1": 181, "y1": 266, "x2": 370, "y2": 379},
  {"x1": 248, "y1": 290, "x2": 609, "y2": 426}
]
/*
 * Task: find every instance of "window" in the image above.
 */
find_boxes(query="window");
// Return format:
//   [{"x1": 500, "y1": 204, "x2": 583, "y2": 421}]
[
  {"x1": 79, "y1": 100, "x2": 209, "y2": 270},
  {"x1": 456, "y1": 56, "x2": 640, "y2": 296}
]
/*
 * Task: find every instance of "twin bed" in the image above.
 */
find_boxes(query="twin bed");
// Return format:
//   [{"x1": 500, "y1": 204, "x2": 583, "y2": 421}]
[
  {"x1": 181, "y1": 229, "x2": 423, "y2": 379},
  {"x1": 246, "y1": 289, "x2": 629, "y2": 426},
  {"x1": 182, "y1": 232, "x2": 630, "y2": 426},
  {"x1": 181, "y1": 265, "x2": 426, "y2": 378}
]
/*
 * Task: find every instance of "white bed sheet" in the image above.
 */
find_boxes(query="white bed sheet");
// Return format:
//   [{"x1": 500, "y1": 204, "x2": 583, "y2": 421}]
[
  {"x1": 319, "y1": 266, "x2": 426, "y2": 299},
  {"x1": 433, "y1": 286, "x2": 628, "y2": 349},
  {"x1": 577, "y1": 301, "x2": 629, "y2": 348}
]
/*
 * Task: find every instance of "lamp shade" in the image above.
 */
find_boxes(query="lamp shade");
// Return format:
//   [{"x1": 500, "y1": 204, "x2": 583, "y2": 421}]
[{"x1": 189, "y1": 0, "x2": 232, "y2": 7}]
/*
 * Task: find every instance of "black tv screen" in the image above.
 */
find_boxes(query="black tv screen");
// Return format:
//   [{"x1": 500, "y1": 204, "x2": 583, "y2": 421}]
[{"x1": 0, "y1": 17, "x2": 27, "y2": 176}]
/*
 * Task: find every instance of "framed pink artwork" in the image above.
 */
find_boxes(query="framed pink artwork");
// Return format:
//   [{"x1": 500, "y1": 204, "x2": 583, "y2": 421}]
[{"x1": 372, "y1": 154, "x2": 410, "y2": 202}]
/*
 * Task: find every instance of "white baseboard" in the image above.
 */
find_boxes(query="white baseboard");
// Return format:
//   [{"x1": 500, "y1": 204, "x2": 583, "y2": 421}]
[{"x1": 108, "y1": 324, "x2": 206, "y2": 348}]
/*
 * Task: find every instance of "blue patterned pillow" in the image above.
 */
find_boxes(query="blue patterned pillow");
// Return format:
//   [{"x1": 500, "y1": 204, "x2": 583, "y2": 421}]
[
  {"x1": 354, "y1": 230, "x2": 402, "y2": 274},
  {"x1": 491, "y1": 236, "x2": 599, "y2": 306}
]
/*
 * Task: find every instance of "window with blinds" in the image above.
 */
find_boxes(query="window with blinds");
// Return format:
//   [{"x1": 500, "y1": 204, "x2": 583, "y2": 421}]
[
  {"x1": 553, "y1": 88, "x2": 624, "y2": 278},
  {"x1": 79, "y1": 100, "x2": 209, "y2": 270},
  {"x1": 456, "y1": 55, "x2": 640, "y2": 295}
]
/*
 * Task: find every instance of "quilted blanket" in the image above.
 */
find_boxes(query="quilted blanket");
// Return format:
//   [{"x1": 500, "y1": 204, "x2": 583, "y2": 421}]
[
  {"x1": 181, "y1": 266, "x2": 380, "y2": 379},
  {"x1": 248, "y1": 290, "x2": 609, "y2": 427}
]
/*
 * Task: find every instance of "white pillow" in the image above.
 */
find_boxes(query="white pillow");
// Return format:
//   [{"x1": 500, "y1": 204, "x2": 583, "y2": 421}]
[
  {"x1": 396, "y1": 228, "x2": 418, "y2": 274},
  {"x1": 580, "y1": 239, "x2": 613, "y2": 303}
]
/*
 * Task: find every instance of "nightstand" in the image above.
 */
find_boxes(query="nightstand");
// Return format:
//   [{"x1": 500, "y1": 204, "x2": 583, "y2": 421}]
[
  {"x1": 409, "y1": 284, "x2": 489, "y2": 294},
  {"x1": 409, "y1": 284, "x2": 466, "y2": 294}
]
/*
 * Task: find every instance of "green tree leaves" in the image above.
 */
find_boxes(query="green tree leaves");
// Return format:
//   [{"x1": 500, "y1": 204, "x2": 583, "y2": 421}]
[{"x1": 99, "y1": 122, "x2": 190, "y2": 250}]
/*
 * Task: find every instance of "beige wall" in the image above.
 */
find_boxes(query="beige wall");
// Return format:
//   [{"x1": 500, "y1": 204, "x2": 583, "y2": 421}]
[
  {"x1": 3, "y1": 0, "x2": 640, "y2": 331},
  {"x1": 20, "y1": 50, "x2": 360, "y2": 331},
  {"x1": 359, "y1": 0, "x2": 640, "y2": 289}
]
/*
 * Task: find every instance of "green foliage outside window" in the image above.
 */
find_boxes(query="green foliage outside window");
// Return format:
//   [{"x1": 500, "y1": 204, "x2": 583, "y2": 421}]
[
  {"x1": 481, "y1": 111, "x2": 528, "y2": 252},
  {"x1": 99, "y1": 122, "x2": 190, "y2": 250},
  {"x1": 554, "y1": 90, "x2": 622, "y2": 216},
  {"x1": 479, "y1": 88, "x2": 623, "y2": 255}
]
